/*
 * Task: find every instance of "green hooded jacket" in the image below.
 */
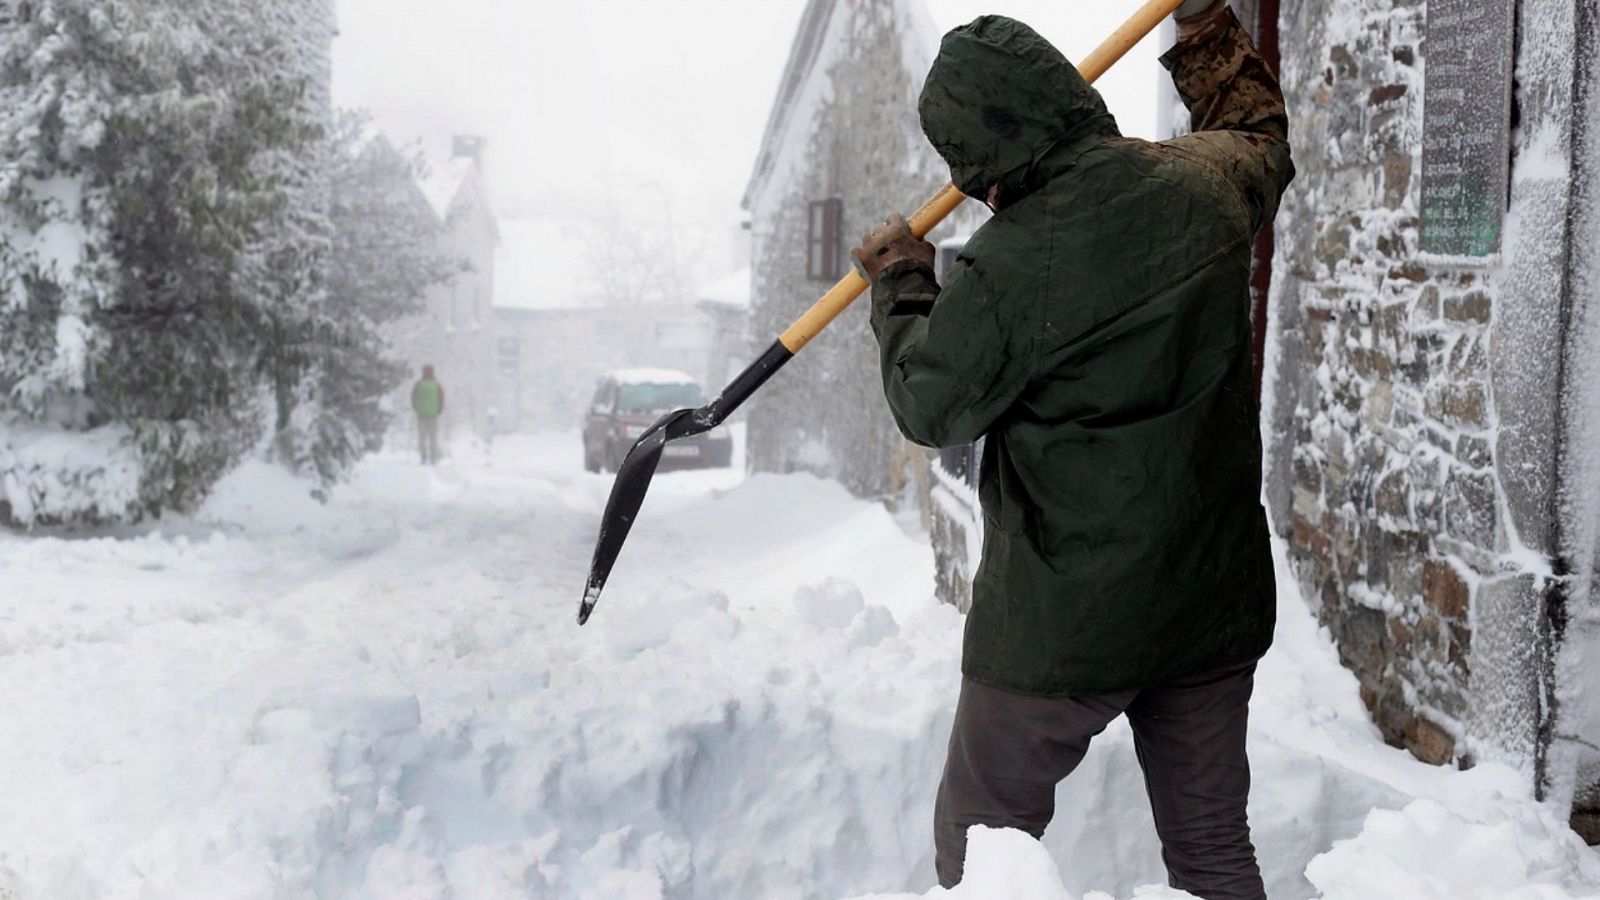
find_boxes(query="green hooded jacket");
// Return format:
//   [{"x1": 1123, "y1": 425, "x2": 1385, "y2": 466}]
[
  {"x1": 869, "y1": 11, "x2": 1294, "y2": 695},
  {"x1": 412, "y1": 377, "x2": 443, "y2": 420}
]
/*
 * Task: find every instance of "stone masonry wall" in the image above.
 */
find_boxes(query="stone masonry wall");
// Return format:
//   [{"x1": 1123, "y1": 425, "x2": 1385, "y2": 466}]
[{"x1": 1267, "y1": 0, "x2": 1578, "y2": 778}]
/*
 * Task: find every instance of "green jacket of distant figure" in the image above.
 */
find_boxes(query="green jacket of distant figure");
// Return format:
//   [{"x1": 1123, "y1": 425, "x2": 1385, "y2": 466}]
[
  {"x1": 870, "y1": 10, "x2": 1294, "y2": 695},
  {"x1": 412, "y1": 377, "x2": 444, "y2": 420}
]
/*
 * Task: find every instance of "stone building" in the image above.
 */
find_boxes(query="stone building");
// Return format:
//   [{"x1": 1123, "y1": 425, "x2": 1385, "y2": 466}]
[
  {"x1": 741, "y1": 0, "x2": 989, "y2": 499},
  {"x1": 1264, "y1": 0, "x2": 1600, "y2": 824}
]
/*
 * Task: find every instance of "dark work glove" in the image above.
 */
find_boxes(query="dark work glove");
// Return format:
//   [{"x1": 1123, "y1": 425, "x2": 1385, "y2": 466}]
[{"x1": 851, "y1": 212, "x2": 936, "y2": 282}]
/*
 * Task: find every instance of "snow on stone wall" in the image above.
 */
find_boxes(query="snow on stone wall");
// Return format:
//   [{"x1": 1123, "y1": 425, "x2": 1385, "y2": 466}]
[
  {"x1": 1546, "y1": 0, "x2": 1600, "y2": 826},
  {"x1": 1265, "y1": 0, "x2": 1595, "y2": 794}
]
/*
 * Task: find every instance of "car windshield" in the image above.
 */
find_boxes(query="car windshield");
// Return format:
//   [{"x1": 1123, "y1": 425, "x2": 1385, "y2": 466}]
[{"x1": 616, "y1": 382, "x2": 704, "y2": 413}]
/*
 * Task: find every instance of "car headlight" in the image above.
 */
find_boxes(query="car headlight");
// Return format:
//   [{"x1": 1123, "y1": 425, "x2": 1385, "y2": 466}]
[{"x1": 618, "y1": 424, "x2": 648, "y2": 439}]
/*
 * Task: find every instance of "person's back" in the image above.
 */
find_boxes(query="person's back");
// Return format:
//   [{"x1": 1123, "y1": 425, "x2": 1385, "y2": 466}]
[
  {"x1": 854, "y1": 4, "x2": 1292, "y2": 896},
  {"x1": 412, "y1": 376, "x2": 442, "y2": 420},
  {"x1": 874, "y1": 7, "x2": 1291, "y2": 695},
  {"x1": 412, "y1": 365, "x2": 445, "y2": 464},
  {"x1": 951, "y1": 138, "x2": 1279, "y2": 691}
]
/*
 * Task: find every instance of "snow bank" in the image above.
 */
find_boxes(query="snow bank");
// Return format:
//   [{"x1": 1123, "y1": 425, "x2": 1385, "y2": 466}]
[
  {"x1": 0, "y1": 416, "x2": 141, "y2": 525},
  {"x1": 847, "y1": 826, "x2": 1195, "y2": 900},
  {"x1": 849, "y1": 793, "x2": 1600, "y2": 900},
  {"x1": 2, "y1": 433, "x2": 1598, "y2": 899},
  {"x1": 1306, "y1": 797, "x2": 1600, "y2": 899}
]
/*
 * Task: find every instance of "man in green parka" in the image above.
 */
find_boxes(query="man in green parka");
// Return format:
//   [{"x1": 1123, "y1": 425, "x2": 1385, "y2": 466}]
[{"x1": 851, "y1": 2, "x2": 1292, "y2": 897}]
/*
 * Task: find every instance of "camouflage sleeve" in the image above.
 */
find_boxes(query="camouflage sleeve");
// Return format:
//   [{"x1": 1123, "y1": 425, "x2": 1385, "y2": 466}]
[{"x1": 1159, "y1": 7, "x2": 1294, "y2": 230}]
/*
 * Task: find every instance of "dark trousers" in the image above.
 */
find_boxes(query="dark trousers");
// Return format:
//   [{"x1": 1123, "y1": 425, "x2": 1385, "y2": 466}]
[{"x1": 934, "y1": 663, "x2": 1263, "y2": 900}]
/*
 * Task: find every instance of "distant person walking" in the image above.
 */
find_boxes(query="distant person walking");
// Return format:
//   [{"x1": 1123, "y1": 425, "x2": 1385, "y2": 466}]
[{"x1": 412, "y1": 365, "x2": 445, "y2": 465}]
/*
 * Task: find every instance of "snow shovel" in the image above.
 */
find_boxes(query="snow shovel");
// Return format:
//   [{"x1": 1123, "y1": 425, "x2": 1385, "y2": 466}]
[{"x1": 578, "y1": 0, "x2": 1184, "y2": 625}]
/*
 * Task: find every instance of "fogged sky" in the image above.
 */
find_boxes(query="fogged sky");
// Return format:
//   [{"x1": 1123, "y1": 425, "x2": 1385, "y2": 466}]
[{"x1": 332, "y1": 0, "x2": 1165, "y2": 297}]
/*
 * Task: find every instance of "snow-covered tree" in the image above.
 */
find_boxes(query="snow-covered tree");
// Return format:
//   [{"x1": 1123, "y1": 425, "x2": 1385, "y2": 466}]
[{"x1": 0, "y1": 0, "x2": 329, "y2": 525}]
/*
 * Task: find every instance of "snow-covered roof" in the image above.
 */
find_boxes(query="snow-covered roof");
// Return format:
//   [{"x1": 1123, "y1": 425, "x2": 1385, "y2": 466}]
[
  {"x1": 610, "y1": 368, "x2": 698, "y2": 386},
  {"x1": 494, "y1": 218, "x2": 597, "y2": 312},
  {"x1": 699, "y1": 267, "x2": 752, "y2": 309},
  {"x1": 418, "y1": 157, "x2": 476, "y2": 221}
]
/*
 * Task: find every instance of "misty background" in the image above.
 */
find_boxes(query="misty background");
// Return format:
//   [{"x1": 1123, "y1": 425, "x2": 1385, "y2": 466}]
[{"x1": 332, "y1": 0, "x2": 1163, "y2": 310}]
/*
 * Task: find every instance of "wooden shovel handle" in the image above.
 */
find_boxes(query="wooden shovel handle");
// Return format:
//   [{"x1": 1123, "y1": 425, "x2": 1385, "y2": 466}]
[{"x1": 776, "y1": 0, "x2": 1184, "y2": 354}]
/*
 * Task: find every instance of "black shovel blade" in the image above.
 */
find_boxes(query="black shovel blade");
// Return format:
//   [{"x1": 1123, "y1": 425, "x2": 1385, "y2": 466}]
[
  {"x1": 578, "y1": 407, "x2": 710, "y2": 624},
  {"x1": 577, "y1": 341, "x2": 795, "y2": 625}
]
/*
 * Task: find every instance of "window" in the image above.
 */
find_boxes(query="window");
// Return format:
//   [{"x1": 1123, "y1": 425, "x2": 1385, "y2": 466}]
[
  {"x1": 616, "y1": 382, "x2": 705, "y2": 414},
  {"x1": 807, "y1": 197, "x2": 843, "y2": 281}
]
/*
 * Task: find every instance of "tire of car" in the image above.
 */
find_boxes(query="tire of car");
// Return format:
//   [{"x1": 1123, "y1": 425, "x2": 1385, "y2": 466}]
[{"x1": 583, "y1": 441, "x2": 600, "y2": 473}]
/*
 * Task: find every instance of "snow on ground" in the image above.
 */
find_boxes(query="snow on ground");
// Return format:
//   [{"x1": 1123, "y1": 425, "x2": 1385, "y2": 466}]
[{"x1": 2, "y1": 429, "x2": 1598, "y2": 899}]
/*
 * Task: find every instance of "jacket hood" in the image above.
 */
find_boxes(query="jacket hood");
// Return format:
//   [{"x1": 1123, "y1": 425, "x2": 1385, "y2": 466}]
[{"x1": 918, "y1": 16, "x2": 1120, "y2": 201}]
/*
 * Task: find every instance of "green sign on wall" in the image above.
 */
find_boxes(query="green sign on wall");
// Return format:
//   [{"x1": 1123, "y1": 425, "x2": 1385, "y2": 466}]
[{"x1": 1419, "y1": 0, "x2": 1515, "y2": 258}]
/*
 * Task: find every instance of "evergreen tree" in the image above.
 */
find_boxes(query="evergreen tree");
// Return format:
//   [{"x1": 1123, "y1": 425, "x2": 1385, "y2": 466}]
[{"x1": 0, "y1": 0, "x2": 327, "y2": 525}]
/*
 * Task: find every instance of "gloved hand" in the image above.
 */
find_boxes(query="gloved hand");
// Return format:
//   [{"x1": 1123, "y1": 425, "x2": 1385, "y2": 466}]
[{"x1": 851, "y1": 212, "x2": 936, "y2": 281}]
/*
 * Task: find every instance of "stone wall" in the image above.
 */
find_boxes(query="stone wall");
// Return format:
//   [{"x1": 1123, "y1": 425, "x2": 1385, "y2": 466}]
[{"x1": 1266, "y1": 0, "x2": 1589, "y2": 786}]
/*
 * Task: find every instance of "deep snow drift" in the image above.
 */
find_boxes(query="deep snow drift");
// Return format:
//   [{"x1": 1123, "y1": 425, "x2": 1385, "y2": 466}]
[{"x1": 1, "y1": 431, "x2": 1597, "y2": 899}]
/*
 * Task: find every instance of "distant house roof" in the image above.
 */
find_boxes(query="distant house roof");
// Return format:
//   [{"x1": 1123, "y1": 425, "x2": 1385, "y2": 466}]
[
  {"x1": 419, "y1": 156, "x2": 475, "y2": 220},
  {"x1": 494, "y1": 218, "x2": 597, "y2": 312},
  {"x1": 742, "y1": 0, "x2": 842, "y2": 210},
  {"x1": 698, "y1": 267, "x2": 752, "y2": 310},
  {"x1": 415, "y1": 155, "x2": 500, "y2": 244}
]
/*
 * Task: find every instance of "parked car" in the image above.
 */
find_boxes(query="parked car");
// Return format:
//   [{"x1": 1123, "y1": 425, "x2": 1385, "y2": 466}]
[{"x1": 583, "y1": 369, "x2": 734, "y2": 472}]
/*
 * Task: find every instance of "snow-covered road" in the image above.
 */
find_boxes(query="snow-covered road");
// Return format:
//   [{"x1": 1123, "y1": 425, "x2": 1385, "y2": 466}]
[{"x1": 3, "y1": 433, "x2": 1598, "y2": 899}]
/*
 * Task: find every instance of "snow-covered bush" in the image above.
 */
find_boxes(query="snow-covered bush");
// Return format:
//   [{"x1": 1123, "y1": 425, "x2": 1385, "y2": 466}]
[{"x1": 0, "y1": 0, "x2": 328, "y2": 525}]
